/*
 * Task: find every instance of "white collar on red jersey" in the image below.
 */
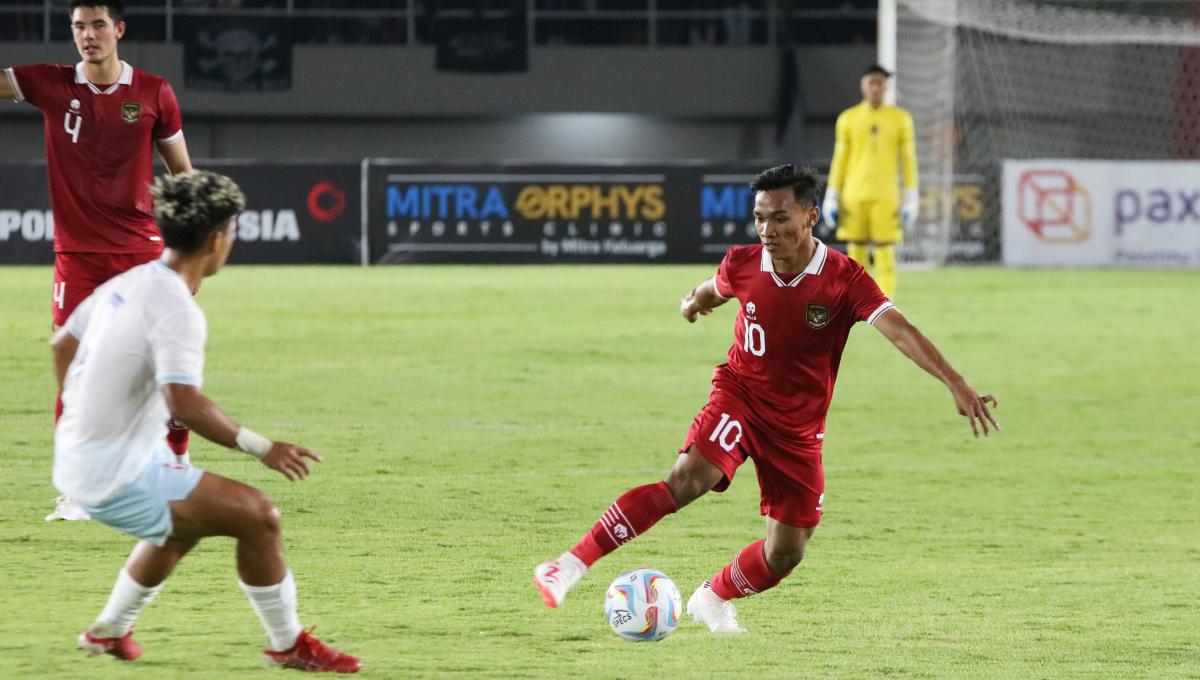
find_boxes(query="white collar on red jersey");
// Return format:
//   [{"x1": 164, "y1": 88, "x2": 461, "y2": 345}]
[
  {"x1": 74, "y1": 60, "x2": 133, "y2": 95},
  {"x1": 760, "y1": 238, "x2": 827, "y2": 288}
]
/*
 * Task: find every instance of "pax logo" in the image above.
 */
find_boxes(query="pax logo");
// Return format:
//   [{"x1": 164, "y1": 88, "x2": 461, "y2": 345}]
[{"x1": 1018, "y1": 170, "x2": 1092, "y2": 243}]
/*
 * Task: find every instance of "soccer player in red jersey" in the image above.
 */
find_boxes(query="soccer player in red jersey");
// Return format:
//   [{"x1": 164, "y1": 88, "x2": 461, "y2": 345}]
[
  {"x1": 534, "y1": 164, "x2": 1000, "y2": 633},
  {"x1": 3, "y1": 1, "x2": 196, "y2": 518}
]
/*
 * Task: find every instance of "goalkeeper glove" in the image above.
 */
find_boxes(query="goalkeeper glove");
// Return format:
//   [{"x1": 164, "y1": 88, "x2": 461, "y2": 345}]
[
  {"x1": 822, "y1": 189, "x2": 840, "y2": 228},
  {"x1": 900, "y1": 189, "x2": 920, "y2": 230}
]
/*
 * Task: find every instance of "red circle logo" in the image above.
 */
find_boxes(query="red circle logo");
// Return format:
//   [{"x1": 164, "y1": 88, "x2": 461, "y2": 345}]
[{"x1": 307, "y1": 181, "x2": 346, "y2": 223}]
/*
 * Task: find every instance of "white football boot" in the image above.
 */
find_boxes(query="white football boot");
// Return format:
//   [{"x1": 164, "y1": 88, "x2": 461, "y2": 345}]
[
  {"x1": 533, "y1": 552, "x2": 587, "y2": 608},
  {"x1": 45, "y1": 495, "x2": 91, "y2": 521},
  {"x1": 686, "y1": 581, "x2": 747, "y2": 633}
]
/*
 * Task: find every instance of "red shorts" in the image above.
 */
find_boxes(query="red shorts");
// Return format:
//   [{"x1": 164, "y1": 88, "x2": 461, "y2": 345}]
[
  {"x1": 680, "y1": 385, "x2": 825, "y2": 528},
  {"x1": 52, "y1": 251, "x2": 161, "y2": 326}
]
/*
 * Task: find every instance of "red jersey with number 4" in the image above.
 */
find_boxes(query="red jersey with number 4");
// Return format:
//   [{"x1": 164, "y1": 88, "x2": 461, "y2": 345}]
[
  {"x1": 5, "y1": 61, "x2": 183, "y2": 254},
  {"x1": 712, "y1": 240, "x2": 894, "y2": 445}
]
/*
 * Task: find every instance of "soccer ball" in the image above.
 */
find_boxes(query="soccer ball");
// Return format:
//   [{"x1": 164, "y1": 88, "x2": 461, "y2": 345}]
[{"x1": 603, "y1": 568, "x2": 682, "y2": 642}]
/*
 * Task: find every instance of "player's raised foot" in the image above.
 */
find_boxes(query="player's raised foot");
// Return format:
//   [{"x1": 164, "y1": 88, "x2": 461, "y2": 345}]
[
  {"x1": 46, "y1": 495, "x2": 90, "y2": 521},
  {"x1": 78, "y1": 630, "x2": 143, "y2": 660},
  {"x1": 533, "y1": 552, "x2": 587, "y2": 608},
  {"x1": 686, "y1": 581, "x2": 747, "y2": 634},
  {"x1": 263, "y1": 627, "x2": 362, "y2": 673}
]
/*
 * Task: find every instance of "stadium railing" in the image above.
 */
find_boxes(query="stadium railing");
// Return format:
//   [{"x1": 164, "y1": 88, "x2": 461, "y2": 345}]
[{"x1": 0, "y1": 1, "x2": 876, "y2": 47}]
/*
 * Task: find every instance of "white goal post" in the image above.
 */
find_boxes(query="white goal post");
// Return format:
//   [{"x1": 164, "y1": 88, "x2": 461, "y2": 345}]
[{"x1": 879, "y1": 0, "x2": 1200, "y2": 265}]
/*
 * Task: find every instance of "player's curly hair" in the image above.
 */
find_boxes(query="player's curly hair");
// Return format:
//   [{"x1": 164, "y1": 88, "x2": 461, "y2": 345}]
[
  {"x1": 151, "y1": 171, "x2": 246, "y2": 255},
  {"x1": 750, "y1": 164, "x2": 823, "y2": 208},
  {"x1": 68, "y1": 1, "x2": 124, "y2": 23}
]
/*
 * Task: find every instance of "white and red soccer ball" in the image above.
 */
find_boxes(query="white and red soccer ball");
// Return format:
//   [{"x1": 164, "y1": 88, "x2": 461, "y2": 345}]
[{"x1": 603, "y1": 568, "x2": 681, "y2": 642}]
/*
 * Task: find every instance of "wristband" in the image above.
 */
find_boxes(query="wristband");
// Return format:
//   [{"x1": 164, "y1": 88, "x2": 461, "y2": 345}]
[{"x1": 235, "y1": 427, "x2": 272, "y2": 459}]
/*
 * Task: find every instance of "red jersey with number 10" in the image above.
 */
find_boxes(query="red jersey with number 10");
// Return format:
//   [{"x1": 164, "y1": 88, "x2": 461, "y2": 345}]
[
  {"x1": 5, "y1": 61, "x2": 183, "y2": 254},
  {"x1": 711, "y1": 240, "x2": 894, "y2": 445}
]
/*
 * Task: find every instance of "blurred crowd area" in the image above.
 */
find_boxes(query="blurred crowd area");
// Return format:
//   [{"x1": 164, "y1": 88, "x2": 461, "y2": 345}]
[{"x1": 2, "y1": 0, "x2": 877, "y2": 46}]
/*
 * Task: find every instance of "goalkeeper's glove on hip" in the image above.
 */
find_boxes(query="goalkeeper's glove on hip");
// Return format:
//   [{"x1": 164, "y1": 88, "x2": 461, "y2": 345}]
[
  {"x1": 822, "y1": 189, "x2": 840, "y2": 228},
  {"x1": 900, "y1": 188, "x2": 920, "y2": 230}
]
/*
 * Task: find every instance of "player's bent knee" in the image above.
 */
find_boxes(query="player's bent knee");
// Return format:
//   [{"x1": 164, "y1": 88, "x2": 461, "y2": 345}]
[
  {"x1": 764, "y1": 544, "x2": 805, "y2": 574},
  {"x1": 764, "y1": 523, "x2": 813, "y2": 574},
  {"x1": 663, "y1": 474, "x2": 708, "y2": 509},
  {"x1": 243, "y1": 490, "x2": 281, "y2": 535},
  {"x1": 665, "y1": 452, "x2": 722, "y2": 508}
]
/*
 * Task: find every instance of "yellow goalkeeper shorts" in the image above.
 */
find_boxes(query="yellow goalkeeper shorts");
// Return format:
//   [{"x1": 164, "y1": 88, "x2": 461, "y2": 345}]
[{"x1": 836, "y1": 199, "x2": 902, "y2": 244}]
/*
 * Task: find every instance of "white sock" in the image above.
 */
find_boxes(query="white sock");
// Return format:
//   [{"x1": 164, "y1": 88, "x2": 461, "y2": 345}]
[
  {"x1": 239, "y1": 570, "x2": 303, "y2": 652},
  {"x1": 91, "y1": 569, "x2": 164, "y2": 638},
  {"x1": 175, "y1": 452, "x2": 190, "y2": 465}
]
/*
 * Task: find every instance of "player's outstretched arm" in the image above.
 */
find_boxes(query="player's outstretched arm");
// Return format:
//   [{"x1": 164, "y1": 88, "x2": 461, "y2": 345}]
[
  {"x1": 680, "y1": 277, "x2": 729, "y2": 323},
  {"x1": 162, "y1": 383, "x2": 323, "y2": 480},
  {"x1": 872, "y1": 308, "x2": 1000, "y2": 438}
]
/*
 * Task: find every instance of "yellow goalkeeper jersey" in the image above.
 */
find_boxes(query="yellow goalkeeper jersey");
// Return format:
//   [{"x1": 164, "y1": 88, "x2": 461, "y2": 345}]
[{"x1": 827, "y1": 101, "x2": 918, "y2": 203}]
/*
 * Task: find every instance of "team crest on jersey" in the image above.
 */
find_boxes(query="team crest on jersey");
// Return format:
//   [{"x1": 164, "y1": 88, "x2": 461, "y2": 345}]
[
  {"x1": 121, "y1": 102, "x2": 141, "y2": 124},
  {"x1": 806, "y1": 303, "x2": 830, "y2": 329}
]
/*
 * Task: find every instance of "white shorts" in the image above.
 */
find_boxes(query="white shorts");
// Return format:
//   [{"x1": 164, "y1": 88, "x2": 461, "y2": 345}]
[{"x1": 78, "y1": 446, "x2": 204, "y2": 546}]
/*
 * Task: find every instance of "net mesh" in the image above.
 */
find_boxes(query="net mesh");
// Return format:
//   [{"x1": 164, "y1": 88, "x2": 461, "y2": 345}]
[{"x1": 893, "y1": 0, "x2": 1200, "y2": 264}]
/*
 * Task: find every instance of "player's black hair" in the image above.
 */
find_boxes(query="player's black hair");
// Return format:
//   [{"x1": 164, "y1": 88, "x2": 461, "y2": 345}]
[
  {"x1": 151, "y1": 171, "x2": 246, "y2": 255},
  {"x1": 863, "y1": 63, "x2": 892, "y2": 78},
  {"x1": 68, "y1": 0, "x2": 124, "y2": 23},
  {"x1": 749, "y1": 164, "x2": 823, "y2": 208}
]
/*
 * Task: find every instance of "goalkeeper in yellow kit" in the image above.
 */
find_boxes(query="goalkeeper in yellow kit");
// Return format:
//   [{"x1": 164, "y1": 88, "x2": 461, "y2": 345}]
[{"x1": 823, "y1": 64, "x2": 918, "y2": 298}]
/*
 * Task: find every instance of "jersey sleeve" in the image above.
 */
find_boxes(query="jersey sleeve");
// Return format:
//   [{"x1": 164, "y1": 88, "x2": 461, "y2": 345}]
[
  {"x1": 149, "y1": 300, "x2": 207, "y2": 388},
  {"x1": 826, "y1": 111, "x2": 851, "y2": 192},
  {"x1": 846, "y1": 263, "x2": 893, "y2": 325},
  {"x1": 713, "y1": 250, "x2": 737, "y2": 299},
  {"x1": 64, "y1": 291, "x2": 98, "y2": 339},
  {"x1": 6, "y1": 64, "x2": 56, "y2": 108},
  {"x1": 153, "y1": 79, "x2": 184, "y2": 143}
]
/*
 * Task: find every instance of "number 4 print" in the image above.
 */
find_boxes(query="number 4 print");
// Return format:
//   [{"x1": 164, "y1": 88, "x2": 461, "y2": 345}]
[{"x1": 64, "y1": 111, "x2": 82, "y2": 144}]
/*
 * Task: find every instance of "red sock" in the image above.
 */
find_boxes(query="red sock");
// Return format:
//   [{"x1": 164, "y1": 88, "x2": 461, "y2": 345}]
[
  {"x1": 710, "y1": 539, "x2": 791, "y2": 601},
  {"x1": 55, "y1": 391, "x2": 64, "y2": 423},
  {"x1": 569, "y1": 481, "x2": 678, "y2": 567},
  {"x1": 166, "y1": 419, "x2": 190, "y2": 457}
]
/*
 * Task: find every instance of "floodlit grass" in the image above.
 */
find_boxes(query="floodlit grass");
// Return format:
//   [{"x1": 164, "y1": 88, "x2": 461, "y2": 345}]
[{"x1": 1, "y1": 264, "x2": 1197, "y2": 678}]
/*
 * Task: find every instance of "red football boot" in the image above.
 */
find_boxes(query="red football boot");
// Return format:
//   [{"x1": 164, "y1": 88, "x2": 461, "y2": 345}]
[
  {"x1": 77, "y1": 629, "x2": 143, "y2": 660},
  {"x1": 263, "y1": 627, "x2": 362, "y2": 673}
]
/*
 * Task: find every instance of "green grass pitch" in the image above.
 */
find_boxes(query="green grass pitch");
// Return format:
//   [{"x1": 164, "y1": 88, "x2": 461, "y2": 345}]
[{"x1": 1, "y1": 264, "x2": 1198, "y2": 679}]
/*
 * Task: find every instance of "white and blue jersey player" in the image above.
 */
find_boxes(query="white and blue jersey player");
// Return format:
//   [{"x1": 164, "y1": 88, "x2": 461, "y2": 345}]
[
  {"x1": 55, "y1": 257, "x2": 207, "y2": 539},
  {"x1": 50, "y1": 169, "x2": 361, "y2": 674}
]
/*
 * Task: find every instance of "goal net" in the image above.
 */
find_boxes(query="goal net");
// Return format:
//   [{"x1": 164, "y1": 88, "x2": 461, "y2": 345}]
[{"x1": 888, "y1": 0, "x2": 1200, "y2": 265}]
